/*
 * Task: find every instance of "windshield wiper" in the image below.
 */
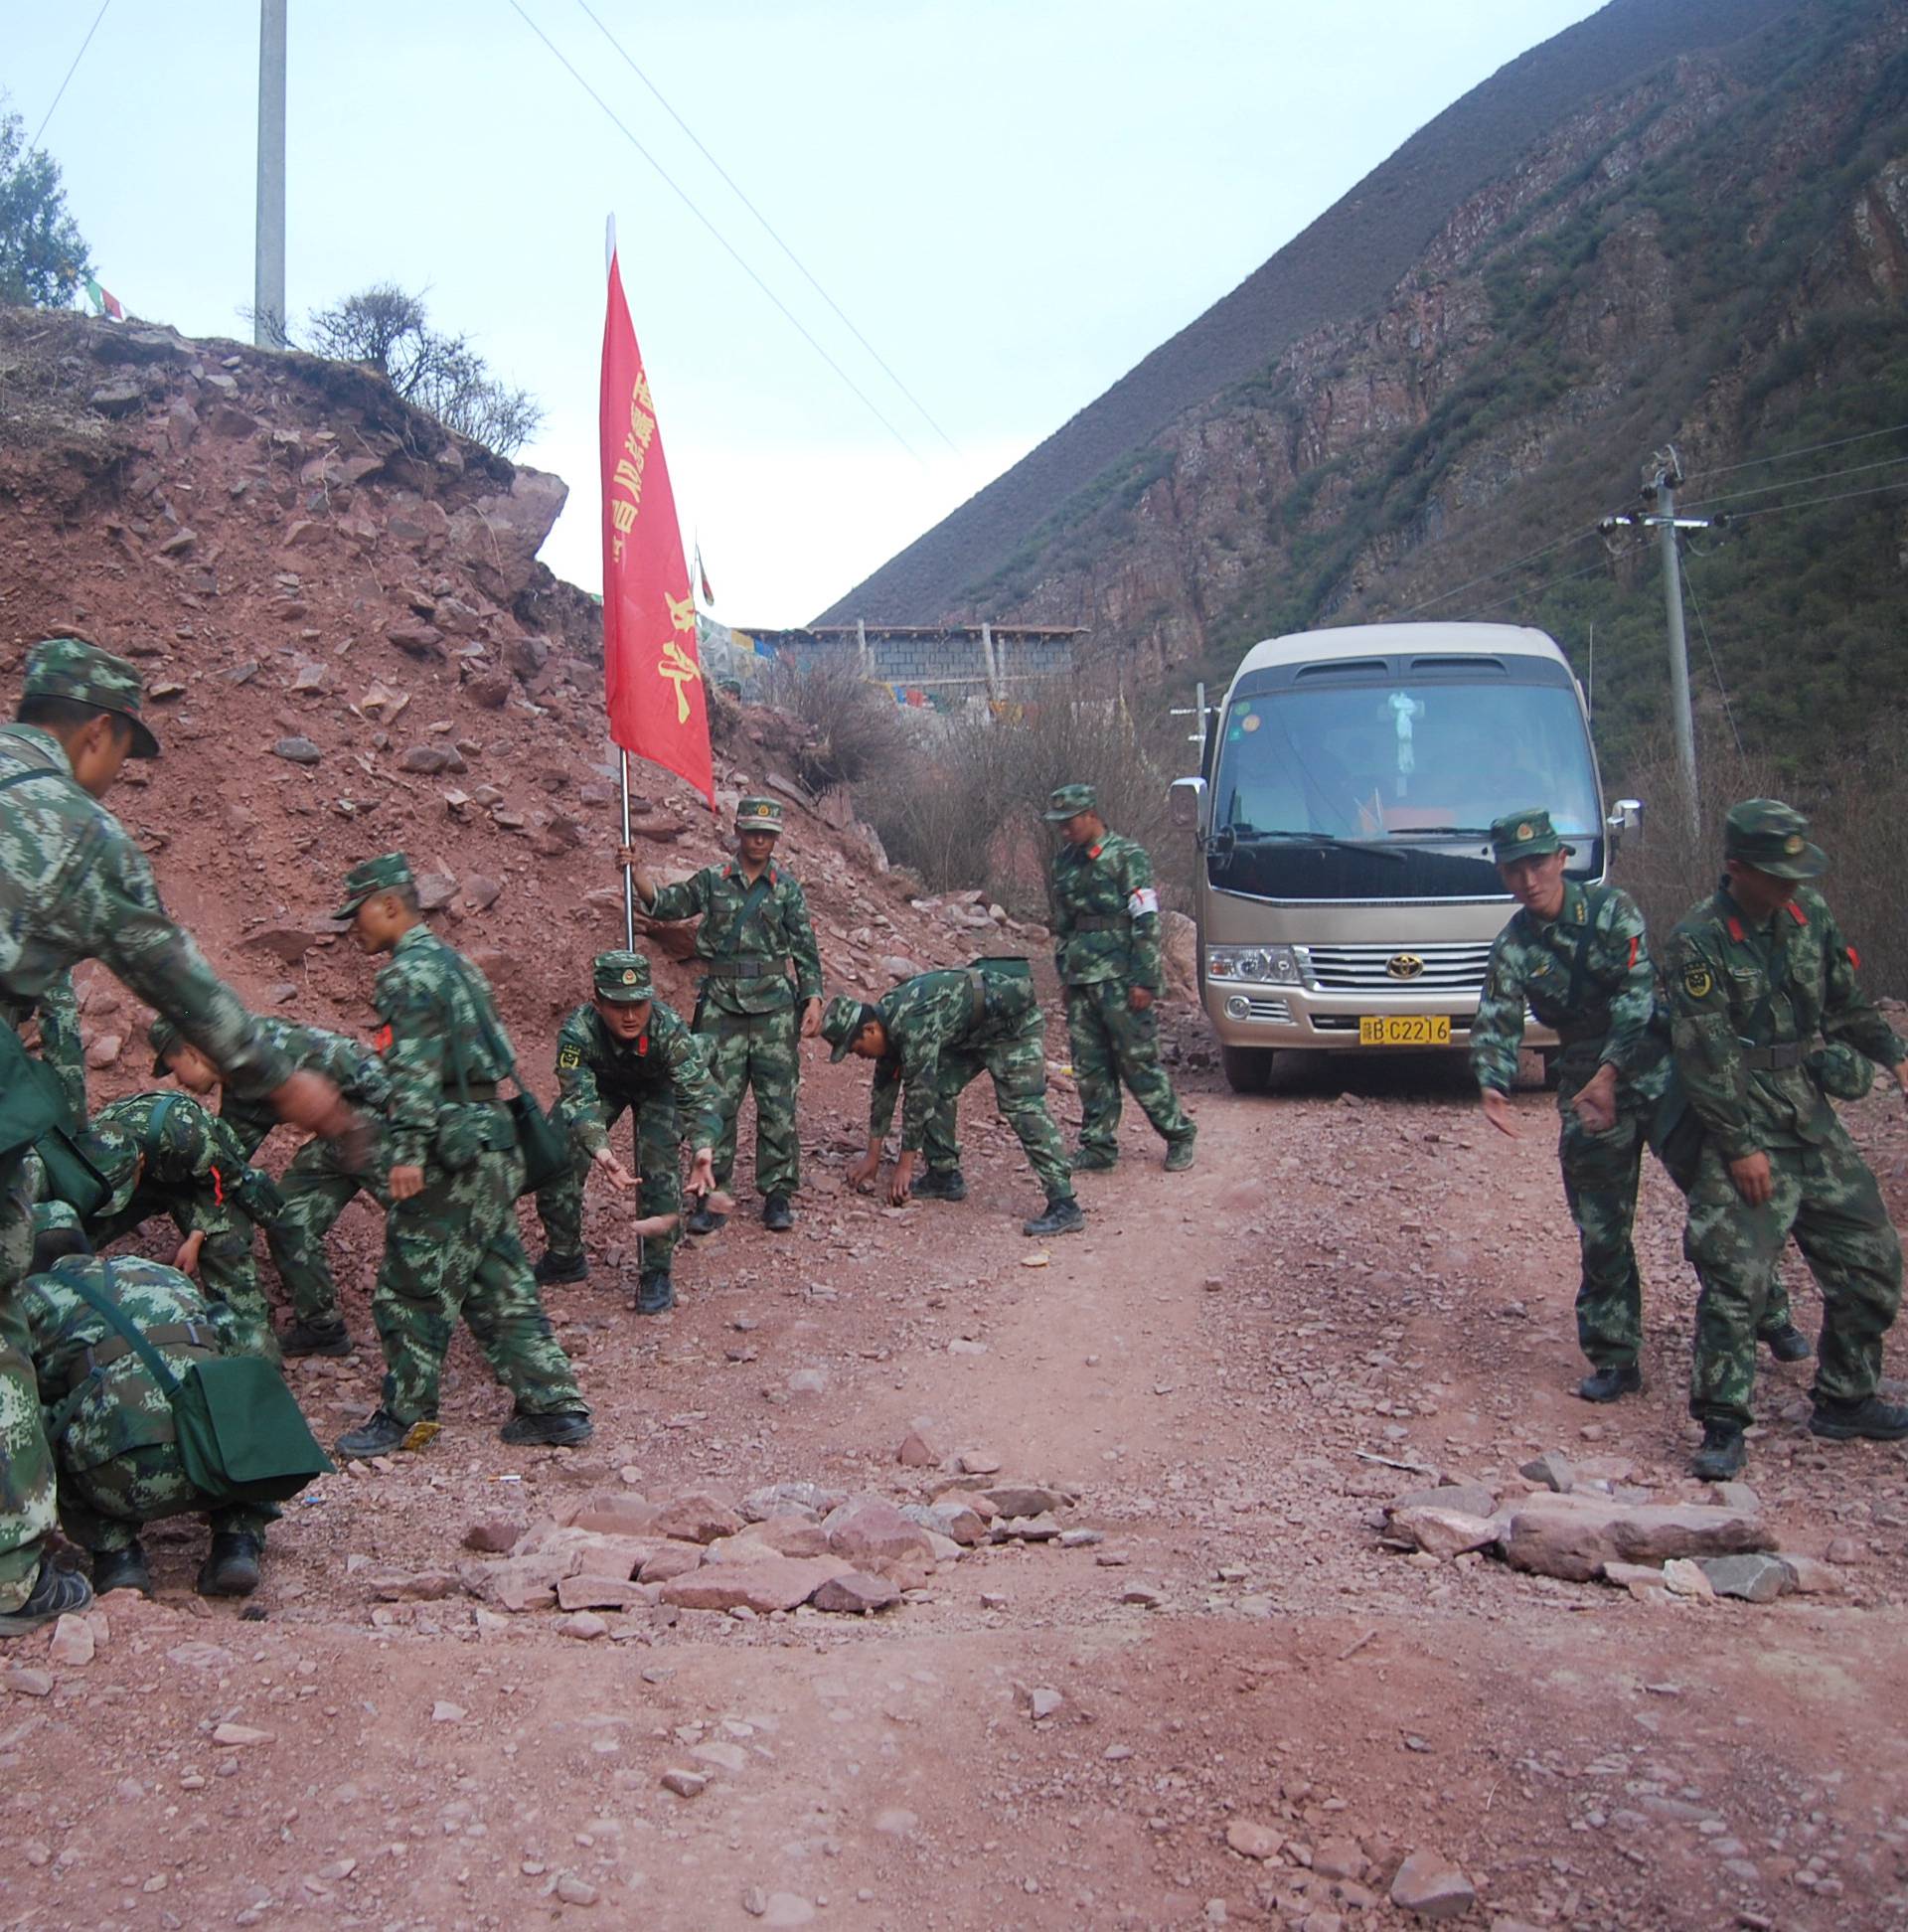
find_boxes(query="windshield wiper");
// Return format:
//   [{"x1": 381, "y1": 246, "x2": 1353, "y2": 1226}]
[
  {"x1": 1383, "y1": 825, "x2": 1495, "y2": 839},
  {"x1": 1219, "y1": 828, "x2": 1406, "y2": 861}
]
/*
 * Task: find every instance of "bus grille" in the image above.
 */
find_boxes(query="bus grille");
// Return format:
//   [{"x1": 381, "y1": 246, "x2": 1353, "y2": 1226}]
[{"x1": 1301, "y1": 942, "x2": 1495, "y2": 993}]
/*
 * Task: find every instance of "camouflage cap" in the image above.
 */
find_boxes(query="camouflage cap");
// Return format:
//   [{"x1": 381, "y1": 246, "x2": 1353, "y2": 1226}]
[
  {"x1": 592, "y1": 949, "x2": 654, "y2": 1004},
  {"x1": 1724, "y1": 798, "x2": 1827, "y2": 880},
  {"x1": 30, "y1": 1202, "x2": 82, "y2": 1236},
  {"x1": 822, "y1": 993, "x2": 881, "y2": 1062},
  {"x1": 734, "y1": 796, "x2": 783, "y2": 835},
  {"x1": 1043, "y1": 783, "x2": 1097, "y2": 823},
  {"x1": 1490, "y1": 808, "x2": 1564, "y2": 864},
  {"x1": 332, "y1": 851, "x2": 413, "y2": 921},
  {"x1": 23, "y1": 636, "x2": 160, "y2": 759}
]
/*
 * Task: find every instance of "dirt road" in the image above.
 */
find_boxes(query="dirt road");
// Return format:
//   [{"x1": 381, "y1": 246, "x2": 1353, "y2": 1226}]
[{"x1": 6, "y1": 1043, "x2": 1908, "y2": 1930}]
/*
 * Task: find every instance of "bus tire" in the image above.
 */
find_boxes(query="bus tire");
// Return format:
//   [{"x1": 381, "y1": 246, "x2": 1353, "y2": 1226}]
[{"x1": 1220, "y1": 1044, "x2": 1275, "y2": 1094}]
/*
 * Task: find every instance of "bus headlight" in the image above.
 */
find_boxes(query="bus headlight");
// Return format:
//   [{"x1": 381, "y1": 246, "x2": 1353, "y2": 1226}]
[{"x1": 1206, "y1": 945, "x2": 1302, "y2": 985}]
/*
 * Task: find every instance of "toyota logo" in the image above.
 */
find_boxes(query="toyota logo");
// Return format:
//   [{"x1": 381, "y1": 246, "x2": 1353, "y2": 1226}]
[{"x1": 1386, "y1": 953, "x2": 1425, "y2": 981}]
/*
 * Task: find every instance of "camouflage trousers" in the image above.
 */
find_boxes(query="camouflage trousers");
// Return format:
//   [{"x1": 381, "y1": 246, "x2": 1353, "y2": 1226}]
[
  {"x1": 536, "y1": 1092, "x2": 683, "y2": 1273},
  {"x1": 920, "y1": 1003, "x2": 1073, "y2": 1205},
  {"x1": 265, "y1": 1134, "x2": 388, "y2": 1330},
  {"x1": 373, "y1": 1144, "x2": 586, "y2": 1427},
  {"x1": 0, "y1": 1166, "x2": 52, "y2": 1612},
  {"x1": 59, "y1": 1442, "x2": 274, "y2": 1555},
  {"x1": 1064, "y1": 981, "x2": 1191, "y2": 1158},
  {"x1": 1560, "y1": 1100, "x2": 1792, "y2": 1368},
  {"x1": 93, "y1": 1186, "x2": 272, "y2": 1356},
  {"x1": 698, "y1": 1001, "x2": 801, "y2": 1197},
  {"x1": 1683, "y1": 1123, "x2": 1902, "y2": 1427}
]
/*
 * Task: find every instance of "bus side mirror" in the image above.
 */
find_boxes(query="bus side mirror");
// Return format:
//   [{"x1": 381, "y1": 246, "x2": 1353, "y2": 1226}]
[
  {"x1": 1170, "y1": 776, "x2": 1205, "y2": 831},
  {"x1": 1606, "y1": 797, "x2": 1643, "y2": 844}
]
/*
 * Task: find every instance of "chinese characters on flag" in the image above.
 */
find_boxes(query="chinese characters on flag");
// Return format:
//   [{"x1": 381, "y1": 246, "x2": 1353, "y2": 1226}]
[{"x1": 600, "y1": 247, "x2": 714, "y2": 807}]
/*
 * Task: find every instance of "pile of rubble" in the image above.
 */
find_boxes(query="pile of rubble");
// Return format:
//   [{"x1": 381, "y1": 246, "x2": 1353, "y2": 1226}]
[
  {"x1": 1374, "y1": 1448, "x2": 1849, "y2": 1605},
  {"x1": 356, "y1": 1476, "x2": 1086, "y2": 1632}
]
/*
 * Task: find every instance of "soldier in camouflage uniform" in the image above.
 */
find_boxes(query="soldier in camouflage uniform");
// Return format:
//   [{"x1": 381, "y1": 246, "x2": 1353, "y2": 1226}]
[
  {"x1": 34, "y1": 973, "x2": 86, "y2": 1129},
  {"x1": 532, "y1": 951, "x2": 722, "y2": 1315},
  {"x1": 1665, "y1": 800, "x2": 1908, "y2": 1480},
  {"x1": 20, "y1": 1204, "x2": 277, "y2": 1598},
  {"x1": 625, "y1": 796, "x2": 823, "y2": 1232},
  {"x1": 77, "y1": 1090, "x2": 285, "y2": 1354},
  {"x1": 328, "y1": 854, "x2": 591, "y2": 1460},
  {"x1": 1045, "y1": 784, "x2": 1195, "y2": 1174},
  {"x1": 1472, "y1": 808, "x2": 1810, "y2": 1402},
  {"x1": 822, "y1": 963, "x2": 1085, "y2": 1236},
  {"x1": 151, "y1": 1015, "x2": 391, "y2": 1358},
  {"x1": 0, "y1": 638, "x2": 355, "y2": 1634}
]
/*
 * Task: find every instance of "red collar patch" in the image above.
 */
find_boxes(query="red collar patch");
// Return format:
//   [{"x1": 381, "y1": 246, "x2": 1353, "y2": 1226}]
[
  {"x1": 1087, "y1": 844, "x2": 1103, "y2": 862},
  {"x1": 1786, "y1": 900, "x2": 1808, "y2": 925},
  {"x1": 1725, "y1": 916, "x2": 1744, "y2": 943}
]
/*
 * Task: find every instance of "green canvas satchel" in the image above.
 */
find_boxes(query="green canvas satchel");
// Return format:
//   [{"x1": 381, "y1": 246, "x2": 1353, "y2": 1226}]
[{"x1": 66, "y1": 1263, "x2": 334, "y2": 1505}]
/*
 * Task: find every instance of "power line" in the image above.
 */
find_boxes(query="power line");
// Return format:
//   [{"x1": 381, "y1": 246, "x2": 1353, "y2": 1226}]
[
  {"x1": 1679, "y1": 554, "x2": 1744, "y2": 759},
  {"x1": 1393, "y1": 523, "x2": 1603, "y2": 618},
  {"x1": 1679, "y1": 419, "x2": 1908, "y2": 486},
  {"x1": 504, "y1": 0, "x2": 927, "y2": 467},
  {"x1": 30, "y1": 0, "x2": 111, "y2": 152},
  {"x1": 1679, "y1": 451, "x2": 1908, "y2": 512},
  {"x1": 1464, "y1": 550, "x2": 1618, "y2": 620},
  {"x1": 573, "y1": 0, "x2": 959, "y2": 456},
  {"x1": 1727, "y1": 475, "x2": 1908, "y2": 523}
]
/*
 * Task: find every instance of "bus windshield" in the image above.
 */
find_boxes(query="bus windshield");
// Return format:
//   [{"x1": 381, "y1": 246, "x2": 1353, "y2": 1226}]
[{"x1": 1209, "y1": 674, "x2": 1600, "y2": 898}]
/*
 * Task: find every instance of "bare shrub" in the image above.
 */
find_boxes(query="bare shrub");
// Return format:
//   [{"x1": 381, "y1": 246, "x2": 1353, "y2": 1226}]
[{"x1": 759, "y1": 647, "x2": 912, "y2": 790}]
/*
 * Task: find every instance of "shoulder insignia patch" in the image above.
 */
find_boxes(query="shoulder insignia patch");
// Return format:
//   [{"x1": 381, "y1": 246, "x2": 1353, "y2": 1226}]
[
  {"x1": 557, "y1": 1046, "x2": 581, "y2": 1069},
  {"x1": 1682, "y1": 965, "x2": 1714, "y2": 1001}
]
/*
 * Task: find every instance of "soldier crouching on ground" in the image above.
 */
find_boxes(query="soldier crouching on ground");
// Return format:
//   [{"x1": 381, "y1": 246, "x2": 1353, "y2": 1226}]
[
  {"x1": 532, "y1": 949, "x2": 722, "y2": 1316},
  {"x1": 327, "y1": 854, "x2": 592, "y2": 1460},
  {"x1": 1665, "y1": 799, "x2": 1908, "y2": 1481},
  {"x1": 21, "y1": 1205, "x2": 276, "y2": 1598},
  {"x1": 823, "y1": 960, "x2": 1085, "y2": 1237},
  {"x1": 1472, "y1": 808, "x2": 1809, "y2": 1403},
  {"x1": 150, "y1": 1015, "x2": 391, "y2": 1359}
]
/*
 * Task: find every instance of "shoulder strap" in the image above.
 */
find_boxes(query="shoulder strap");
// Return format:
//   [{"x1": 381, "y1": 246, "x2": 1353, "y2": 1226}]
[
  {"x1": 714, "y1": 873, "x2": 777, "y2": 957},
  {"x1": 61, "y1": 1260, "x2": 184, "y2": 1399},
  {"x1": 0, "y1": 768, "x2": 61, "y2": 797},
  {"x1": 148, "y1": 1092, "x2": 180, "y2": 1151},
  {"x1": 431, "y1": 947, "x2": 522, "y2": 1093}
]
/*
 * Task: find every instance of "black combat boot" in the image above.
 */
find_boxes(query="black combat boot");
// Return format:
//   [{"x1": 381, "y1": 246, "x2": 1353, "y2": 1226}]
[
  {"x1": 500, "y1": 1407, "x2": 594, "y2": 1447},
  {"x1": 197, "y1": 1531, "x2": 264, "y2": 1598},
  {"x1": 911, "y1": 1168, "x2": 967, "y2": 1202},
  {"x1": 335, "y1": 1408, "x2": 409, "y2": 1459},
  {"x1": 1163, "y1": 1127, "x2": 1197, "y2": 1172},
  {"x1": 534, "y1": 1250, "x2": 588, "y2": 1285},
  {"x1": 92, "y1": 1541, "x2": 154, "y2": 1598},
  {"x1": 685, "y1": 1202, "x2": 726, "y2": 1235},
  {"x1": 1809, "y1": 1392, "x2": 1908, "y2": 1441},
  {"x1": 1760, "y1": 1323, "x2": 1813, "y2": 1364},
  {"x1": 1068, "y1": 1146, "x2": 1117, "y2": 1174},
  {"x1": 281, "y1": 1317, "x2": 352, "y2": 1358},
  {"x1": 1023, "y1": 1196, "x2": 1085, "y2": 1237},
  {"x1": 1577, "y1": 1363, "x2": 1643, "y2": 1403},
  {"x1": 762, "y1": 1193, "x2": 794, "y2": 1232},
  {"x1": 635, "y1": 1269, "x2": 676, "y2": 1316},
  {"x1": 0, "y1": 1557, "x2": 92, "y2": 1635},
  {"x1": 1691, "y1": 1421, "x2": 1747, "y2": 1480}
]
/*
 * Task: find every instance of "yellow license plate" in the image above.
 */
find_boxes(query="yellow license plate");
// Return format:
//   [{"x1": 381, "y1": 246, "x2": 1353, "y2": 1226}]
[{"x1": 1358, "y1": 1015, "x2": 1451, "y2": 1046}]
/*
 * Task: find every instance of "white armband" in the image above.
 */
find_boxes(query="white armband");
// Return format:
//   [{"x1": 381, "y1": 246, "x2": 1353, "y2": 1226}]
[{"x1": 1127, "y1": 887, "x2": 1159, "y2": 917}]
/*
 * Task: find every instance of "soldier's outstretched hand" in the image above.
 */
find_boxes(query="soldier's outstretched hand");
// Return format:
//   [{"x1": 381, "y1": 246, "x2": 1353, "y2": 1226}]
[
  {"x1": 1729, "y1": 1150, "x2": 1774, "y2": 1208},
  {"x1": 1480, "y1": 1088, "x2": 1518, "y2": 1138},
  {"x1": 887, "y1": 1149, "x2": 917, "y2": 1206},
  {"x1": 1128, "y1": 986, "x2": 1155, "y2": 1013},
  {"x1": 390, "y1": 1163, "x2": 425, "y2": 1202},
  {"x1": 847, "y1": 1150, "x2": 880, "y2": 1192},
  {"x1": 173, "y1": 1228, "x2": 207, "y2": 1276},
  {"x1": 687, "y1": 1146, "x2": 716, "y2": 1197},
  {"x1": 1570, "y1": 1064, "x2": 1619, "y2": 1134},
  {"x1": 800, "y1": 996, "x2": 824, "y2": 1038},
  {"x1": 270, "y1": 1069, "x2": 361, "y2": 1151},
  {"x1": 591, "y1": 1145, "x2": 636, "y2": 1192}
]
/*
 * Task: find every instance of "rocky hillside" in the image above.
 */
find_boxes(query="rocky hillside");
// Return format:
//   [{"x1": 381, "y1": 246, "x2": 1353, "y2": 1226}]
[
  {"x1": 821, "y1": 0, "x2": 1908, "y2": 771},
  {"x1": 0, "y1": 308, "x2": 1005, "y2": 1109}
]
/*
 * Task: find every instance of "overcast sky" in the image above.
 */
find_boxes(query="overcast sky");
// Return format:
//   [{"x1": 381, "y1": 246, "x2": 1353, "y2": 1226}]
[{"x1": 9, "y1": 0, "x2": 1603, "y2": 626}]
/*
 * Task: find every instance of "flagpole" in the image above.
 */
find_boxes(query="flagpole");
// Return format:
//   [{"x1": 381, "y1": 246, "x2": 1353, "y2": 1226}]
[{"x1": 619, "y1": 753, "x2": 637, "y2": 950}]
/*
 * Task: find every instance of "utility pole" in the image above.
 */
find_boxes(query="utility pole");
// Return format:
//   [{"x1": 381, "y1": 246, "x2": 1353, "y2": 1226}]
[
  {"x1": 253, "y1": 0, "x2": 287, "y2": 349},
  {"x1": 1650, "y1": 449, "x2": 1700, "y2": 844}
]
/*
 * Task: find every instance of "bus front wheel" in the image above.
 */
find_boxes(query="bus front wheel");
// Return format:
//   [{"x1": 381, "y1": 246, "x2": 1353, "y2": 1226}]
[{"x1": 1220, "y1": 1044, "x2": 1275, "y2": 1093}]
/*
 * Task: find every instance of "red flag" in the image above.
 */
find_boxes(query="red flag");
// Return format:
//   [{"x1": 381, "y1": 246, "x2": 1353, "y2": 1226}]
[{"x1": 600, "y1": 248, "x2": 713, "y2": 807}]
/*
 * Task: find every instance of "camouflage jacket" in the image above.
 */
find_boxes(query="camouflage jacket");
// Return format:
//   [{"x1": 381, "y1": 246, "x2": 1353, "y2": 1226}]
[
  {"x1": 21, "y1": 1253, "x2": 252, "y2": 1472},
  {"x1": 219, "y1": 1018, "x2": 390, "y2": 1159},
  {"x1": 89, "y1": 1091, "x2": 279, "y2": 1226},
  {"x1": 647, "y1": 860, "x2": 823, "y2": 1018},
  {"x1": 1049, "y1": 831, "x2": 1164, "y2": 989},
  {"x1": 1471, "y1": 881, "x2": 1670, "y2": 1109},
  {"x1": 35, "y1": 970, "x2": 87, "y2": 1129},
  {"x1": 373, "y1": 926, "x2": 518, "y2": 1173},
  {"x1": 1664, "y1": 884, "x2": 1905, "y2": 1160},
  {"x1": 865, "y1": 969, "x2": 1001, "y2": 1154},
  {"x1": 0, "y1": 724, "x2": 290, "y2": 1098},
  {"x1": 552, "y1": 1001, "x2": 722, "y2": 1153}
]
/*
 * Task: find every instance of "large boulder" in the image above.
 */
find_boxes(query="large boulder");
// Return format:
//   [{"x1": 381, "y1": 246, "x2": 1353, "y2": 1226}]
[
  {"x1": 658, "y1": 1555, "x2": 852, "y2": 1614},
  {"x1": 1499, "y1": 1494, "x2": 1771, "y2": 1583}
]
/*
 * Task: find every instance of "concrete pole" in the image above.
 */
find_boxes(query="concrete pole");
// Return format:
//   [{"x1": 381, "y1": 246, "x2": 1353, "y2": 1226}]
[
  {"x1": 254, "y1": 0, "x2": 287, "y2": 349},
  {"x1": 980, "y1": 622, "x2": 1001, "y2": 700},
  {"x1": 1653, "y1": 455, "x2": 1700, "y2": 844}
]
